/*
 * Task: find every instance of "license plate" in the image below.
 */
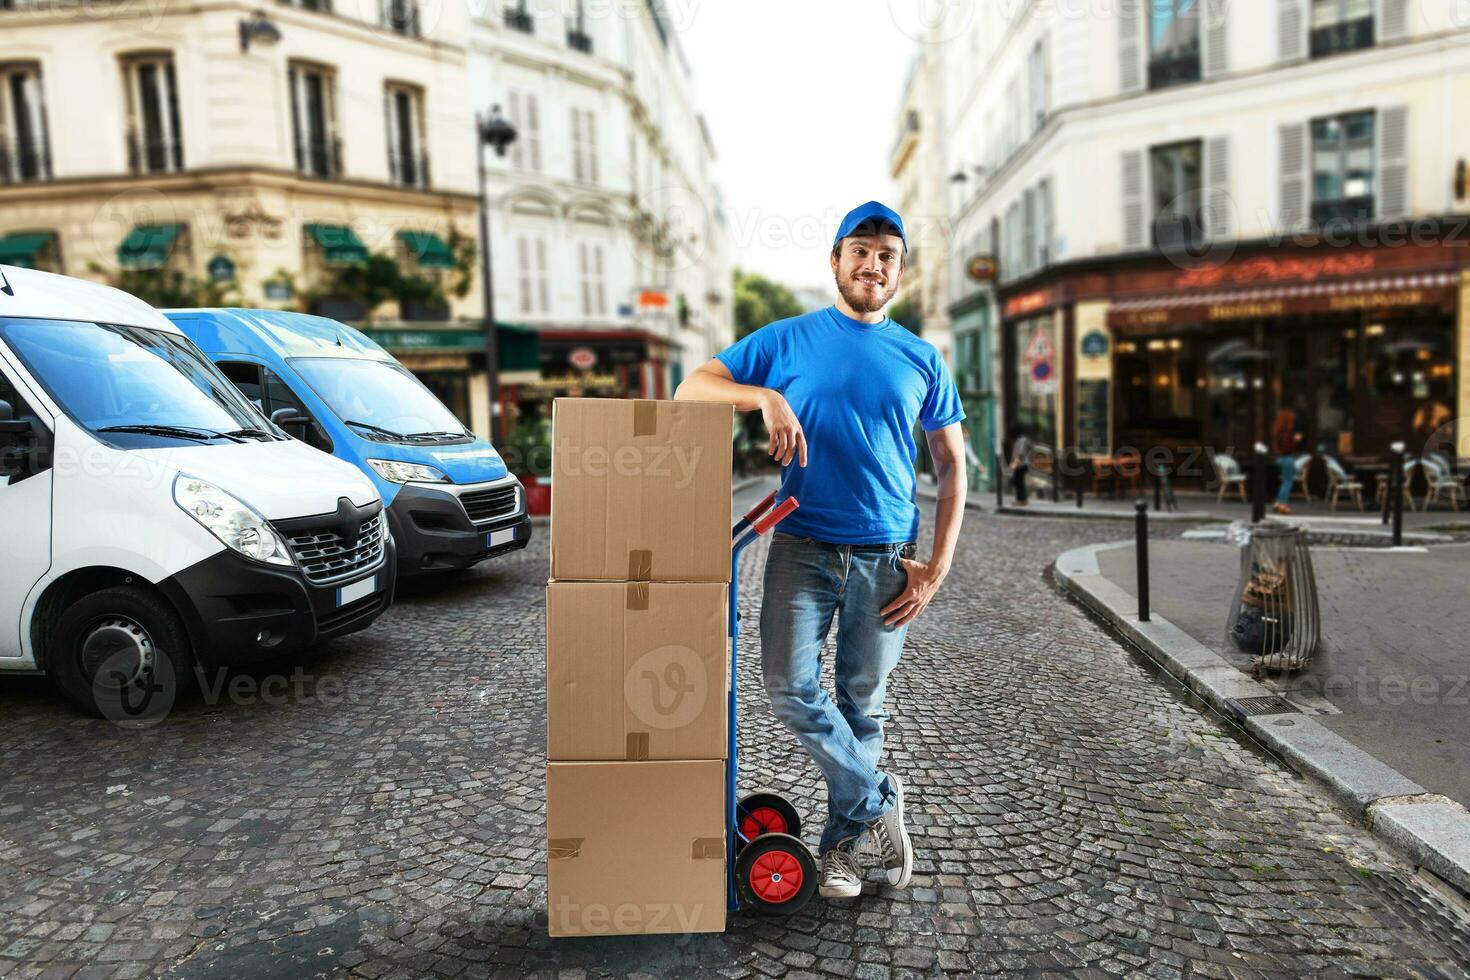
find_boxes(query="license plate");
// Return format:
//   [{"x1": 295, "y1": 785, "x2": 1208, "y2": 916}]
[
  {"x1": 486, "y1": 527, "x2": 516, "y2": 548},
  {"x1": 337, "y1": 575, "x2": 378, "y2": 607}
]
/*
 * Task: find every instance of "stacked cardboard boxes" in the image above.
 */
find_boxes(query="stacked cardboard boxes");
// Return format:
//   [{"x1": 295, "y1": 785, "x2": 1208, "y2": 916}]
[{"x1": 545, "y1": 397, "x2": 734, "y2": 938}]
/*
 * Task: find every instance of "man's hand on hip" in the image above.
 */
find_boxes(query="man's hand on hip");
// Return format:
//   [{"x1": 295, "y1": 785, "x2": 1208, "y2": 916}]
[
  {"x1": 759, "y1": 389, "x2": 808, "y2": 467},
  {"x1": 880, "y1": 559, "x2": 948, "y2": 627}
]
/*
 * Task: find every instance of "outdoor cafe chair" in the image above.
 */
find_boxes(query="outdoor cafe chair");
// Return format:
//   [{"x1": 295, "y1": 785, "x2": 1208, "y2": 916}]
[
  {"x1": 1209, "y1": 451, "x2": 1248, "y2": 503},
  {"x1": 1323, "y1": 455, "x2": 1364, "y2": 512},
  {"x1": 1289, "y1": 453, "x2": 1314, "y2": 502},
  {"x1": 1373, "y1": 457, "x2": 1419, "y2": 513},
  {"x1": 1421, "y1": 455, "x2": 1465, "y2": 511}
]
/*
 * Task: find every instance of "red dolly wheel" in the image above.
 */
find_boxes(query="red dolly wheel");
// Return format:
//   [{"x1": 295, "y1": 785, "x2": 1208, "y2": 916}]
[
  {"x1": 736, "y1": 792, "x2": 802, "y2": 849},
  {"x1": 735, "y1": 832, "x2": 817, "y2": 914}
]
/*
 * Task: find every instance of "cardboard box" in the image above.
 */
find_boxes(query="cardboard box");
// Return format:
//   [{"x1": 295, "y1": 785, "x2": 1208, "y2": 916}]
[
  {"x1": 551, "y1": 398, "x2": 733, "y2": 582},
  {"x1": 546, "y1": 760, "x2": 726, "y2": 937},
  {"x1": 547, "y1": 581, "x2": 728, "y2": 762}
]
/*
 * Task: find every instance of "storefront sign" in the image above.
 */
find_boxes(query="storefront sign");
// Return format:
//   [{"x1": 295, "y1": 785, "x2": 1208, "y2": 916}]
[
  {"x1": 1207, "y1": 300, "x2": 1286, "y2": 321},
  {"x1": 364, "y1": 328, "x2": 485, "y2": 352},
  {"x1": 1109, "y1": 285, "x2": 1455, "y2": 329},
  {"x1": 1175, "y1": 253, "x2": 1376, "y2": 289},
  {"x1": 207, "y1": 254, "x2": 235, "y2": 282},
  {"x1": 263, "y1": 279, "x2": 293, "y2": 301},
  {"x1": 1326, "y1": 290, "x2": 1424, "y2": 312},
  {"x1": 568, "y1": 346, "x2": 597, "y2": 370},
  {"x1": 1080, "y1": 330, "x2": 1109, "y2": 358},
  {"x1": 966, "y1": 254, "x2": 999, "y2": 282},
  {"x1": 638, "y1": 290, "x2": 670, "y2": 309},
  {"x1": 1005, "y1": 289, "x2": 1053, "y2": 318}
]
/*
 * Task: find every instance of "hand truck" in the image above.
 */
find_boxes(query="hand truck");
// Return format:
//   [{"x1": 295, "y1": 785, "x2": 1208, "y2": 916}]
[{"x1": 726, "y1": 489, "x2": 817, "y2": 915}]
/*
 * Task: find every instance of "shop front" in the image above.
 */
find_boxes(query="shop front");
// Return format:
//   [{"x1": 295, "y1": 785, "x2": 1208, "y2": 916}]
[
  {"x1": 512, "y1": 329, "x2": 681, "y2": 408},
  {"x1": 998, "y1": 234, "x2": 1469, "y2": 480}
]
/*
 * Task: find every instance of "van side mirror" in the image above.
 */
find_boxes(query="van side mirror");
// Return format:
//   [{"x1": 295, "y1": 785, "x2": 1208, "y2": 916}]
[
  {"x1": 0, "y1": 399, "x2": 12, "y2": 422},
  {"x1": 0, "y1": 400, "x2": 29, "y2": 435},
  {"x1": 271, "y1": 406, "x2": 308, "y2": 431}
]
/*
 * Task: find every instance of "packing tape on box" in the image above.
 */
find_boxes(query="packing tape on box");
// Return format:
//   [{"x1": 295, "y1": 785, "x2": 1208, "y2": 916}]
[
  {"x1": 547, "y1": 838, "x2": 584, "y2": 860},
  {"x1": 691, "y1": 838, "x2": 724, "y2": 860},
  {"x1": 632, "y1": 400, "x2": 658, "y2": 436},
  {"x1": 627, "y1": 549, "x2": 653, "y2": 580},
  {"x1": 625, "y1": 731, "x2": 650, "y2": 760},
  {"x1": 625, "y1": 582, "x2": 649, "y2": 610}
]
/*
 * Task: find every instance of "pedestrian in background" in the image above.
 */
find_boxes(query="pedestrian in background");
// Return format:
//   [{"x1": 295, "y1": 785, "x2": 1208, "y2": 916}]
[
  {"x1": 1272, "y1": 408, "x2": 1301, "y2": 515},
  {"x1": 1009, "y1": 426, "x2": 1034, "y2": 506}
]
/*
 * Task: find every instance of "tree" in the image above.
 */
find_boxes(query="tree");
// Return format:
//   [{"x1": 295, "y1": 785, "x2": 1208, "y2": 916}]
[{"x1": 733, "y1": 268, "x2": 803, "y2": 340}]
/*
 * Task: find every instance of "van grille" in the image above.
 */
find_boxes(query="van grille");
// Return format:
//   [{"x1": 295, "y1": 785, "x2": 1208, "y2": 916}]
[
  {"x1": 459, "y1": 484, "x2": 520, "y2": 524},
  {"x1": 285, "y1": 513, "x2": 386, "y2": 584}
]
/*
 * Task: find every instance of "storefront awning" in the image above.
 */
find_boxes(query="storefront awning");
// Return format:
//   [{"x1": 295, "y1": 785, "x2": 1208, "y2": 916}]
[
  {"x1": 305, "y1": 223, "x2": 370, "y2": 265},
  {"x1": 397, "y1": 231, "x2": 455, "y2": 268},
  {"x1": 359, "y1": 322, "x2": 541, "y2": 372},
  {"x1": 0, "y1": 231, "x2": 55, "y2": 269},
  {"x1": 1109, "y1": 272, "x2": 1461, "y2": 330},
  {"x1": 118, "y1": 223, "x2": 184, "y2": 269}
]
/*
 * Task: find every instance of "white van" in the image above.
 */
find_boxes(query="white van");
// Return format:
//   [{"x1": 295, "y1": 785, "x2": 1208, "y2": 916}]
[{"x1": 0, "y1": 266, "x2": 396, "y2": 717}]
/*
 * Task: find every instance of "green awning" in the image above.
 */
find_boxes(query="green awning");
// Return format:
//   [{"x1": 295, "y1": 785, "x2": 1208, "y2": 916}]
[
  {"x1": 359, "y1": 321, "x2": 541, "y2": 373},
  {"x1": 497, "y1": 321, "x2": 540, "y2": 373},
  {"x1": 305, "y1": 223, "x2": 369, "y2": 265},
  {"x1": 0, "y1": 231, "x2": 55, "y2": 269},
  {"x1": 118, "y1": 223, "x2": 183, "y2": 269},
  {"x1": 397, "y1": 230, "x2": 455, "y2": 269}
]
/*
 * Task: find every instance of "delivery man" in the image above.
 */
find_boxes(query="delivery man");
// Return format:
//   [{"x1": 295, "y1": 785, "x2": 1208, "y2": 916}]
[{"x1": 674, "y1": 201, "x2": 967, "y2": 899}]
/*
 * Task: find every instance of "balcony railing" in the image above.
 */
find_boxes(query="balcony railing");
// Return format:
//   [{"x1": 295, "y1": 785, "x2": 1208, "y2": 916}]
[
  {"x1": 1312, "y1": 194, "x2": 1375, "y2": 228},
  {"x1": 567, "y1": 28, "x2": 592, "y2": 52},
  {"x1": 126, "y1": 128, "x2": 184, "y2": 175},
  {"x1": 1148, "y1": 47, "x2": 1201, "y2": 89},
  {"x1": 388, "y1": 150, "x2": 431, "y2": 189},
  {"x1": 383, "y1": 0, "x2": 419, "y2": 37},
  {"x1": 1152, "y1": 212, "x2": 1205, "y2": 251},
  {"x1": 1311, "y1": 16, "x2": 1374, "y2": 58},
  {"x1": 0, "y1": 143, "x2": 51, "y2": 184},
  {"x1": 296, "y1": 136, "x2": 343, "y2": 180},
  {"x1": 504, "y1": 6, "x2": 533, "y2": 32}
]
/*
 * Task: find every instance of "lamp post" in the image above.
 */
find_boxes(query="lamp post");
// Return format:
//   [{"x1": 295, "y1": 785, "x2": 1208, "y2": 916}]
[
  {"x1": 239, "y1": 11, "x2": 282, "y2": 53},
  {"x1": 476, "y1": 106, "x2": 517, "y2": 442}
]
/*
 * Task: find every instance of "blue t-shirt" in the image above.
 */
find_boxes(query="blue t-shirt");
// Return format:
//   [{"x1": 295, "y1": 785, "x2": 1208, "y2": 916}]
[{"x1": 716, "y1": 305, "x2": 965, "y2": 544}]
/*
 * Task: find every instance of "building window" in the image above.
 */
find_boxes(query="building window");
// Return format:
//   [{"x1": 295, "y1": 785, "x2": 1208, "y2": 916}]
[
  {"x1": 282, "y1": 0, "x2": 332, "y2": 11},
  {"x1": 1148, "y1": 0, "x2": 1201, "y2": 90},
  {"x1": 1150, "y1": 139, "x2": 1204, "y2": 248},
  {"x1": 1311, "y1": 110, "x2": 1375, "y2": 225},
  {"x1": 123, "y1": 54, "x2": 183, "y2": 174},
  {"x1": 570, "y1": 107, "x2": 599, "y2": 184},
  {"x1": 579, "y1": 242, "x2": 606, "y2": 316},
  {"x1": 517, "y1": 236, "x2": 549, "y2": 314},
  {"x1": 289, "y1": 63, "x2": 340, "y2": 179},
  {"x1": 505, "y1": 0, "x2": 533, "y2": 33},
  {"x1": 381, "y1": 0, "x2": 420, "y2": 37},
  {"x1": 385, "y1": 83, "x2": 428, "y2": 188},
  {"x1": 0, "y1": 64, "x2": 50, "y2": 184},
  {"x1": 1027, "y1": 39, "x2": 1048, "y2": 134},
  {"x1": 508, "y1": 91, "x2": 541, "y2": 172},
  {"x1": 568, "y1": 0, "x2": 593, "y2": 51},
  {"x1": 1311, "y1": 0, "x2": 1374, "y2": 58}
]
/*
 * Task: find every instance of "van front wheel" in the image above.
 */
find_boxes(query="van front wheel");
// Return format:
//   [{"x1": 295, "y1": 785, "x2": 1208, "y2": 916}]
[{"x1": 49, "y1": 585, "x2": 192, "y2": 722}]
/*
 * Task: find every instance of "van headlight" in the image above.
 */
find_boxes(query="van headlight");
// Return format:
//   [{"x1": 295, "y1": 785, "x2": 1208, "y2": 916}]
[
  {"x1": 367, "y1": 459, "x2": 448, "y2": 484},
  {"x1": 173, "y1": 474, "x2": 295, "y2": 566}
]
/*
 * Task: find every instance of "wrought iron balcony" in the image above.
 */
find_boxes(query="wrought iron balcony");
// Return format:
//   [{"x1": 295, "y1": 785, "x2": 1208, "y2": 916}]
[
  {"x1": 504, "y1": 6, "x2": 533, "y2": 32},
  {"x1": 0, "y1": 143, "x2": 51, "y2": 184},
  {"x1": 1311, "y1": 17, "x2": 1374, "y2": 59},
  {"x1": 389, "y1": 150, "x2": 431, "y2": 189},
  {"x1": 1148, "y1": 46, "x2": 1201, "y2": 90},
  {"x1": 1312, "y1": 195, "x2": 1375, "y2": 229},
  {"x1": 296, "y1": 136, "x2": 344, "y2": 180},
  {"x1": 567, "y1": 28, "x2": 592, "y2": 52},
  {"x1": 126, "y1": 128, "x2": 184, "y2": 175}
]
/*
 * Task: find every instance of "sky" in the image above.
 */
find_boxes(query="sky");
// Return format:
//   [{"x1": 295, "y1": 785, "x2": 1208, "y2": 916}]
[{"x1": 676, "y1": 1, "x2": 921, "y2": 294}]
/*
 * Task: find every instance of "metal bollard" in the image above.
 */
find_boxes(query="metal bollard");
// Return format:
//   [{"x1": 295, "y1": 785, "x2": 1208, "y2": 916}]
[
  {"x1": 1135, "y1": 500, "x2": 1150, "y2": 622},
  {"x1": 1076, "y1": 486, "x2": 1084, "y2": 509},
  {"x1": 1251, "y1": 442, "x2": 1268, "y2": 524},
  {"x1": 995, "y1": 451, "x2": 1004, "y2": 509},
  {"x1": 1052, "y1": 455, "x2": 1061, "y2": 502},
  {"x1": 1153, "y1": 467, "x2": 1163, "y2": 512},
  {"x1": 1390, "y1": 441, "x2": 1405, "y2": 546}
]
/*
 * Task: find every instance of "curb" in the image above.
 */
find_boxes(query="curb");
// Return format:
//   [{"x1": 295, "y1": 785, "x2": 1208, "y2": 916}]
[
  {"x1": 999, "y1": 503, "x2": 1213, "y2": 522},
  {"x1": 1055, "y1": 540, "x2": 1470, "y2": 898}
]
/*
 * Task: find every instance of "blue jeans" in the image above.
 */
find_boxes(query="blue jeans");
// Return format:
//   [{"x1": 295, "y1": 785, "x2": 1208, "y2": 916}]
[
  {"x1": 760, "y1": 531, "x2": 912, "y2": 853},
  {"x1": 1276, "y1": 455, "x2": 1296, "y2": 504}
]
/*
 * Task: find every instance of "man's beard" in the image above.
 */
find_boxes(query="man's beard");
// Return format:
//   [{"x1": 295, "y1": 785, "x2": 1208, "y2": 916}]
[{"x1": 835, "y1": 271, "x2": 897, "y2": 315}]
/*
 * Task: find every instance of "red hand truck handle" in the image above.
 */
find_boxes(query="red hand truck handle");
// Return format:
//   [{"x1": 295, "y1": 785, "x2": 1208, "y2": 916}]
[
  {"x1": 742, "y1": 490, "x2": 778, "y2": 524},
  {"x1": 751, "y1": 497, "x2": 799, "y2": 535}
]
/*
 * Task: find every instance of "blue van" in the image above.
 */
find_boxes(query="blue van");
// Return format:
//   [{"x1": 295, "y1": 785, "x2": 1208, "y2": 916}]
[{"x1": 165, "y1": 309, "x2": 531, "y2": 576}]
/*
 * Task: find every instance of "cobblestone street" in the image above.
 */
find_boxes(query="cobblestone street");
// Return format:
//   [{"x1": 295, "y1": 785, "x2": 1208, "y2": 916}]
[{"x1": 2, "y1": 483, "x2": 1468, "y2": 978}]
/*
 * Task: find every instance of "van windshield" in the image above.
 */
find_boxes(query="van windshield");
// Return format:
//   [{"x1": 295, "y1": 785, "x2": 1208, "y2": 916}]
[
  {"x1": 290, "y1": 357, "x2": 469, "y2": 443},
  {"x1": 0, "y1": 317, "x2": 271, "y2": 445}
]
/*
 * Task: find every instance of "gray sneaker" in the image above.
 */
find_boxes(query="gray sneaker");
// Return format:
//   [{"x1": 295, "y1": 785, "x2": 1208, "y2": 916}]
[
  {"x1": 864, "y1": 772, "x2": 913, "y2": 888},
  {"x1": 818, "y1": 837, "x2": 864, "y2": 899}
]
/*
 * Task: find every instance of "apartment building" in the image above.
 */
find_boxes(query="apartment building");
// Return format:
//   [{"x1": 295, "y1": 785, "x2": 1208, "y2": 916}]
[
  {"x1": 939, "y1": 0, "x2": 1470, "y2": 469},
  {"x1": 467, "y1": 0, "x2": 733, "y2": 424}
]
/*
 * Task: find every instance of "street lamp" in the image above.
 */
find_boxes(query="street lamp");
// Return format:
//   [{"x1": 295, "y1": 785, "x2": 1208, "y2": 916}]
[
  {"x1": 476, "y1": 105, "x2": 518, "y2": 442},
  {"x1": 239, "y1": 11, "x2": 282, "y2": 53}
]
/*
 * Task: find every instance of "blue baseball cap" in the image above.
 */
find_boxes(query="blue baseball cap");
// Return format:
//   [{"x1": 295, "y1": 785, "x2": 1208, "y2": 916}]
[{"x1": 833, "y1": 201, "x2": 907, "y2": 252}]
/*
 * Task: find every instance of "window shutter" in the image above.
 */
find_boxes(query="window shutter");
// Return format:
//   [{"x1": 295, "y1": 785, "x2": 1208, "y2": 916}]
[
  {"x1": 1278, "y1": 122, "x2": 1308, "y2": 233},
  {"x1": 570, "y1": 108, "x2": 583, "y2": 181},
  {"x1": 1377, "y1": 105, "x2": 1409, "y2": 221},
  {"x1": 586, "y1": 111, "x2": 598, "y2": 183},
  {"x1": 1277, "y1": 0, "x2": 1306, "y2": 62},
  {"x1": 1203, "y1": 0, "x2": 1229, "y2": 78},
  {"x1": 1121, "y1": 149, "x2": 1145, "y2": 250},
  {"x1": 535, "y1": 238, "x2": 549, "y2": 312},
  {"x1": 1204, "y1": 136, "x2": 1231, "y2": 240},
  {"x1": 517, "y1": 237, "x2": 531, "y2": 313},
  {"x1": 383, "y1": 90, "x2": 397, "y2": 184},
  {"x1": 508, "y1": 92, "x2": 523, "y2": 169},
  {"x1": 1379, "y1": 0, "x2": 1409, "y2": 41},
  {"x1": 1118, "y1": 0, "x2": 1144, "y2": 94},
  {"x1": 527, "y1": 95, "x2": 541, "y2": 171}
]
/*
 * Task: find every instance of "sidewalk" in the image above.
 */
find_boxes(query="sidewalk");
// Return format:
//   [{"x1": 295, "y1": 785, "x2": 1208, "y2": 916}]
[{"x1": 1057, "y1": 536, "x2": 1470, "y2": 896}]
